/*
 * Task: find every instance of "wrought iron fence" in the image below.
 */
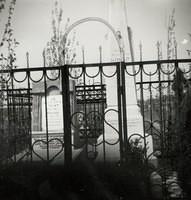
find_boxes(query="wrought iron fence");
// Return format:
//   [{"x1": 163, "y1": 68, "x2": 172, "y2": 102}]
[{"x1": 0, "y1": 58, "x2": 191, "y2": 198}]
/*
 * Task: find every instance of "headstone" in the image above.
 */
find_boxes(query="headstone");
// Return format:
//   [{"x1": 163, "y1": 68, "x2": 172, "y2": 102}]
[
  {"x1": 41, "y1": 95, "x2": 63, "y2": 131},
  {"x1": 32, "y1": 79, "x2": 77, "y2": 152}
]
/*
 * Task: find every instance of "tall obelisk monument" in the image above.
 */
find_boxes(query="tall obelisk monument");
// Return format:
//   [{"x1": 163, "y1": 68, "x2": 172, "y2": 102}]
[
  {"x1": 96, "y1": 0, "x2": 154, "y2": 162},
  {"x1": 105, "y1": 0, "x2": 144, "y2": 137}
]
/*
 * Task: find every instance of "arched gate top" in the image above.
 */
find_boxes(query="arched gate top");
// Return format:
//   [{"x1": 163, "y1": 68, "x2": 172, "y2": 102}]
[{"x1": 63, "y1": 17, "x2": 124, "y2": 62}]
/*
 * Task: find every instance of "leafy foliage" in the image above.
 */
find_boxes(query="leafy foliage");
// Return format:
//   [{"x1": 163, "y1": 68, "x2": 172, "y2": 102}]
[
  {"x1": 170, "y1": 68, "x2": 191, "y2": 194},
  {"x1": 44, "y1": 0, "x2": 79, "y2": 77},
  {"x1": 0, "y1": 0, "x2": 18, "y2": 72},
  {"x1": 0, "y1": 0, "x2": 18, "y2": 107},
  {"x1": 0, "y1": 0, "x2": 6, "y2": 13}
]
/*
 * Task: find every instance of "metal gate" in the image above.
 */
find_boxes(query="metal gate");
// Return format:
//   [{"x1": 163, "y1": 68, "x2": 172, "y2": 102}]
[
  {"x1": 1, "y1": 58, "x2": 191, "y2": 198},
  {"x1": 0, "y1": 86, "x2": 31, "y2": 164},
  {"x1": 0, "y1": 59, "x2": 191, "y2": 163},
  {"x1": 0, "y1": 62, "x2": 131, "y2": 165}
]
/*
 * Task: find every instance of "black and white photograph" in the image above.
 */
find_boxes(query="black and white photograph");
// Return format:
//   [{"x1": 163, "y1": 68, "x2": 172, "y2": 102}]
[{"x1": 0, "y1": 0, "x2": 191, "y2": 199}]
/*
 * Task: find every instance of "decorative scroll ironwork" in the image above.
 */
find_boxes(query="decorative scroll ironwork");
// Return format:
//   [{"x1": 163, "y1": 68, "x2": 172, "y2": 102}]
[{"x1": 0, "y1": 59, "x2": 191, "y2": 199}]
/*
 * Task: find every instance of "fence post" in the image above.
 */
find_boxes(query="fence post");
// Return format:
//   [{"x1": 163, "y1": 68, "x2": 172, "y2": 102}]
[
  {"x1": 120, "y1": 61, "x2": 129, "y2": 160},
  {"x1": 117, "y1": 62, "x2": 124, "y2": 163},
  {"x1": 61, "y1": 65, "x2": 72, "y2": 165}
]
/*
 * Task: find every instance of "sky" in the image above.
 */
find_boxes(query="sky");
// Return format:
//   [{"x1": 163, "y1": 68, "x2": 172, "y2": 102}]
[{"x1": 0, "y1": 0, "x2": 191, "y2": 67}]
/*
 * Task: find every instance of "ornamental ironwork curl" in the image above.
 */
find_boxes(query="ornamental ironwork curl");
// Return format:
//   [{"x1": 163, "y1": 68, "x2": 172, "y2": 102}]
[
  {"x1": 125, "y1": 64, "x2": 141, "y2": 76},
  {"x1": 160, "y1": 63, "x2": 176, "y2": 75},
  {"x1": 29, "y1": 71, "x2": 44, "y2": 83},
  {"x1": 142, "y1": 64, "x2": 159, "y2": 76},
  {"x1": 32, "y1": 138, "x2": 64, "y2": 162},
  {"x1": 68, "y1": 66, "x2": 83, "y2": 79},
  {"x1": 46, "y1": 69, "x2": 60, "y2": 81},
  {"x1": 12, "y1": 72, "x2": 28, "y2": 83},
  {"x1": 85, "y1": 66, "x2": 100, "y2": 78},
  {"x1": 102, "y1": 65, "x2": 118, "y2": 78}
]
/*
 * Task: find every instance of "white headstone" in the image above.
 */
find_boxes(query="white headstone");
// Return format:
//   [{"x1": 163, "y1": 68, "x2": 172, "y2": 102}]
[{"x1": 41, "y1": 95, "x2": 63, "y2": 131}]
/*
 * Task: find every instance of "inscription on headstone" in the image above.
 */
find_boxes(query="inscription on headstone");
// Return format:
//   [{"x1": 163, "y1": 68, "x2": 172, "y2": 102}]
[{"x1": 41, "y1": 95, "x2": 63, "y2": 131}]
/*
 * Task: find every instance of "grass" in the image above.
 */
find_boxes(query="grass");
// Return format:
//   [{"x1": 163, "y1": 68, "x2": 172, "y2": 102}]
[{"x1": 0, "y1": 157, "x2": 153, "y2": 200}]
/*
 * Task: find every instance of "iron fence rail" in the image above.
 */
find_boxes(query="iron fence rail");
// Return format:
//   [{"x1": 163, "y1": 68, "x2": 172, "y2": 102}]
[{"x1": 0, "y1": 59, "x2": 191, "y2": 198}]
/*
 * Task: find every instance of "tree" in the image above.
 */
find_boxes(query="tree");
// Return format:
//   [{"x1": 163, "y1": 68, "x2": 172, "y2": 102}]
[
  {"x1": 0, "y1": 0, "x2": 18, "y2": 106},
  {"x1": 44, "y1": 0, "x2": 79, "y2": 78},
  {"x1": 0, "y1": 0, "x2": 6, "y2": 13},
  {"x1": 170, "y1": 68, "x2": 191, "y2": 195},
  {"x1": 0, "y1": 0, "x2": 18, "y2": 71},
  {"x1": 0, "y1": 0, "x2": 18, "y2": 162}
]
